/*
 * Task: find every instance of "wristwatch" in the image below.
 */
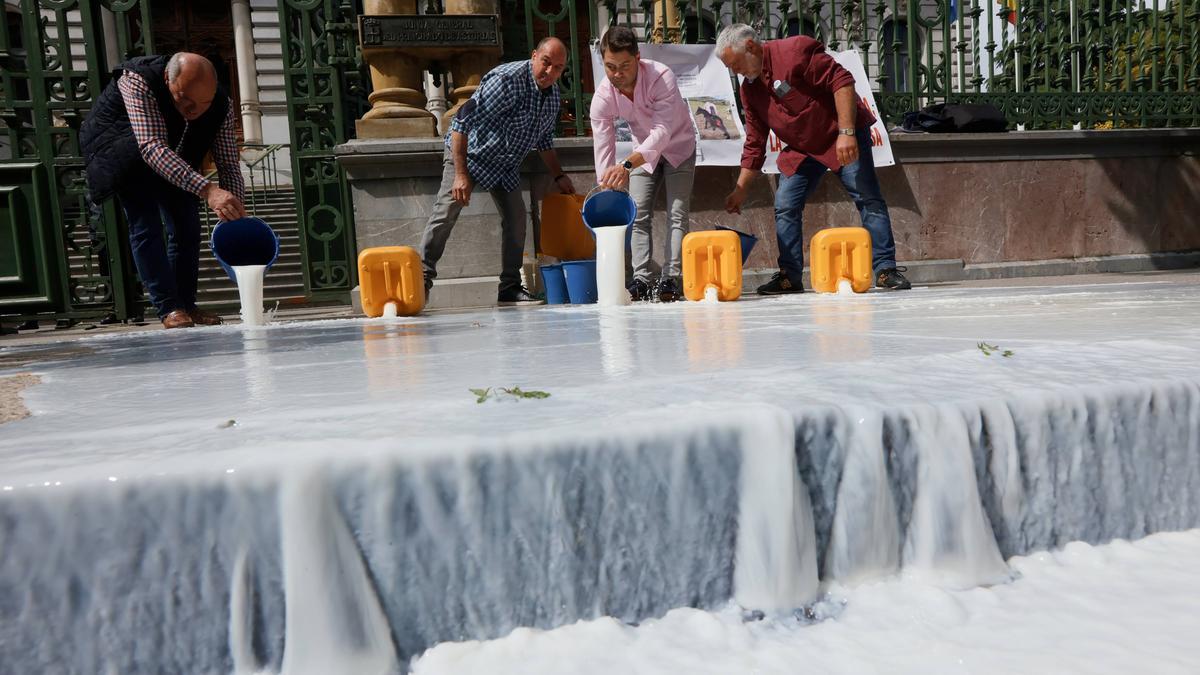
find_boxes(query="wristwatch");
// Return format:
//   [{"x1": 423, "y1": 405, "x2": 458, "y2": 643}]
[
  {"x1": 838, "y1": 128, "x2": 855, "y2": 136},
  {"x1": 622, "y1": 159, "x2": 634, "y2": 171}
]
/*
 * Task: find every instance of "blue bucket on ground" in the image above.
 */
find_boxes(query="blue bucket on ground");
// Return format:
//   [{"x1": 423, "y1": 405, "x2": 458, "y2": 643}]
[
  {"x1": 582, "y1": 189, "x2": 637, "y2": 231},
  {"x1": 540, "y1": 264, "x2": 569, "y2": 304},
  {"x1": 561, "y1": 259, "x2": 598, "y2": 304},
  {"x1": 716, "y1": 225, "x2": 759, "y2": 265},
  {"x1": 210, "y1": 216, "x2": 280, "y2": 283}
]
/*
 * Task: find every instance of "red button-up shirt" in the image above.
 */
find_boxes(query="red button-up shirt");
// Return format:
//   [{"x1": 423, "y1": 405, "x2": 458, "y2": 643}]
[{"x1": 739, "y1": 37, "x2": 874, "y2": 176}]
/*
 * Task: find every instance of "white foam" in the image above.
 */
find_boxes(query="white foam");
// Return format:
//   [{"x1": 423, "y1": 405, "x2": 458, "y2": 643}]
[
  {"x1": 824, "y1": 408, "x2": 900, "y2": 584},
  {"x1": 411, "y1": 530, "x2": 1200, "y2": 675},
  {"x1": 902, "y1": 405, "x2": 1010, "y2": 588},
  {"x1": 594, "y1": 225, "x2": 630, "y2": 306},
  {"x1": 733, "y1": 408, "x2": 819, "y2": 610},
  {"x1": 278, "y1": 470, "x2": 398, "y2": 675},
  {"x1": 233, "y1": 264, "x2": 268, "y2": 326}
]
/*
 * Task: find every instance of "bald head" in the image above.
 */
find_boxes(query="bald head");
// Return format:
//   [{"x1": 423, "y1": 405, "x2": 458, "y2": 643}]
[
  {"x1": 165, "y1": 52, "x2": 217, "y2": 120},
  {"x1": 530, "y1": 37, "x2": 568, "y2": 90}
]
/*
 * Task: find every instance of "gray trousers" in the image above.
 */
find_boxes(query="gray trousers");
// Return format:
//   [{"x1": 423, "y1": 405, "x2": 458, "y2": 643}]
[
  {"x1": 420, "y1": 148, "x2": 526, "y2": 292},
  {"x1": 627, "y1": 151, "x2": 696, "y2": 281}
]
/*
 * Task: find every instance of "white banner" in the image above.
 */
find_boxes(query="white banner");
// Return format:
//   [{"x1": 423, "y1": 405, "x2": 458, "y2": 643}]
[
  {"x1": 587, "y1": 44, "x2": 893, "y2": 172},
  {"x1": 831, "y1": 49, "x2": 894, "y2": 168}
]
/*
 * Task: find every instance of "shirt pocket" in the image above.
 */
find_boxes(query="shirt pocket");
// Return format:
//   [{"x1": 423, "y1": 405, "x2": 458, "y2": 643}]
[
  {"x1": 776, "y1": 88, "x2": 815, "y2": 116},
  {"x1": 505, "y1": 105, "x2": 534, "y2": 151}
]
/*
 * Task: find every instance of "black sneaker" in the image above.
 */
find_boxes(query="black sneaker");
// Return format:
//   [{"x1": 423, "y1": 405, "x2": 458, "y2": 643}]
[
  {"x1": 423, "y1": 273, "x2": 434, "y2": 301},
  {"x1": 875, "y1": 266, "x2": 912, "y2": 290},
  {"x1": 497, "y1": 286, "x2": 545, "y2": 306},
  {"x1": 756, "y1": 270, "x2": 803, "y2": 295},
  {"x1": 655, "y1": 277, "x2": 681, "y2": 303},
  {"x1": 628, "y1": 277, "x2": 651, "y2": 302}
]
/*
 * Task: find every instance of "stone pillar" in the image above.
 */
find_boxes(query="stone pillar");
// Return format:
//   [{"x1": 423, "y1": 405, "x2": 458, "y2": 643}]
[
  {"x1": 442, "y1": 0, "x2": 500, "y2": 131},
  {"x1": 652, "y1": 1, "x2": 682, "y2": 44},
  {"x1": 595, "y1": 4, "x2": 613, "y2": 35},
  {"x1": 99, "y1": 6, "x2": 120, "y2": 70},
  {"x1": 425, "y1": 73, "x2": 448, "y2": 134},
  {"x1": 231, "y1": 0, "x2": 264, "y2": 144},
  {"x1": 358, "y1": 0, "x2": 438, "y2": 138}
]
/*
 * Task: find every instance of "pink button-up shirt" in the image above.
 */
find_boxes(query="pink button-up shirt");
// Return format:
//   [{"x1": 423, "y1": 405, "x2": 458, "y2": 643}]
[{"x1": 590, "y1": 58, "x2": 696, "y2": 178}]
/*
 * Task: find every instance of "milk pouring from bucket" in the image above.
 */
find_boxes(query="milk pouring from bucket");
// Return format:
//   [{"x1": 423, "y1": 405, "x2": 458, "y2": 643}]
[
  {"x1": 210, "y1": 217, "x2": 281, "y2": 326},
  {"x1": 582, "y1": 187, "x2": 637, "y2": 307}
]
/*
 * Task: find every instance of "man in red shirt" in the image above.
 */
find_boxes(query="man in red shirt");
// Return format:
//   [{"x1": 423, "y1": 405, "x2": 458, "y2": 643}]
[{"x1": 718, "y1": 25, "x2": 911, "y2": 293}]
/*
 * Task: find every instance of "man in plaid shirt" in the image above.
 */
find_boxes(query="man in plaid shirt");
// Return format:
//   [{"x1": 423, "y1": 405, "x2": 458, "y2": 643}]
[
  {"x1": 81, "y1": 52, "x2": 245, "y2": 329},
  {"x1": 419, "y1": 37, "x2": 577, "y2": 306}
]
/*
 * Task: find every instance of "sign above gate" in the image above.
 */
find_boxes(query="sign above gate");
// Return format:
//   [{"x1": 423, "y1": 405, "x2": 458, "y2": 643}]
[{"x1": 358, "y1": 14, "x2": 500, "y2": 49}]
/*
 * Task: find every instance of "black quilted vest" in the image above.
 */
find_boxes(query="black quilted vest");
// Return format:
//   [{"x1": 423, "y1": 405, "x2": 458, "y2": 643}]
[{"x1": 80, "y1": 55, "x2": 230, "y2": 201}]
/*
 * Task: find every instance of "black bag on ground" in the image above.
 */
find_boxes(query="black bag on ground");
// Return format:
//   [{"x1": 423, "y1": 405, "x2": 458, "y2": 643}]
[{"x1": 901, "y1": 103, "x2": 1008, "y2": 133}]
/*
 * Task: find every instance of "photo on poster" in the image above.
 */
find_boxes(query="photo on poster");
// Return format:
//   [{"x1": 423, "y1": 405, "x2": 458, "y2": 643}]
[{"x1": 687, "y1": 97, "x2": 741, "y2": 141}]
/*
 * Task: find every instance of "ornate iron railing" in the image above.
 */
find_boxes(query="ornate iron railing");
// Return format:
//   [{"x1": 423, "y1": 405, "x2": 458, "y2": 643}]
[
  {"x1": 0, "y1": 0, "x2": 152, "y2": 322},
  {"x1": 243, "y1": 143, "x2": 287, "y2": 208},
  {"x1": 199, "y1": 144, "x2": 290, "y2": 235},
  {"x1": 577, "y1": 0, "x2": 1200, "y2": 129},
  {"x1": 276, "y1": 0, "x2": 367, "y2": 303}
]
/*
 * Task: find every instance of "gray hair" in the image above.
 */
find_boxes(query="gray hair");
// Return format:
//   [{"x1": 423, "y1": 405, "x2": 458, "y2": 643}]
[
  {"x1": 165, "y1": 53, "x2": 215, "y2": 83},
  {"x1": 715, "y1": 24, "x2": 760, "y2": 55}
]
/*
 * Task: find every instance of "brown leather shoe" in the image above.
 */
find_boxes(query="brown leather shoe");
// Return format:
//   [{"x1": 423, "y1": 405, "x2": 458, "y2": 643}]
[
  {"x1": 188, "y1": 308, "x2": 223, "y2": 326},
  {"x1": 161, "y1": 309, "x2": 195, "y2": 329}
]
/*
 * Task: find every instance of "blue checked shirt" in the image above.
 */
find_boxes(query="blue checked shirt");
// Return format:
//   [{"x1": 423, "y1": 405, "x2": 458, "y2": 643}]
[{"x1": 447, "y1": 60, "x2": 559, "y2": 192}]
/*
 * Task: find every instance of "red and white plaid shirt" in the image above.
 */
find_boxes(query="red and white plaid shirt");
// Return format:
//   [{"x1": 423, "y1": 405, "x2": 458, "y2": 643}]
[{"x1": 118, "y1": 71, "x2": 244, "y2": 202}]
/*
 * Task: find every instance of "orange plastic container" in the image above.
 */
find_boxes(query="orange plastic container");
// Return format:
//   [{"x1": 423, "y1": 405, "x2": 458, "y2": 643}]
[
  {"x1": 538, "y1": 193, "x2": 594, "y2": 260},
  {"x1": 809, "y1": 227, "x2": 873, "y2": 293},
  {"x1": 681, "y1": 230, "x2": 743, "y2": 301},
  {"x1": 358, "y1": 246, "x2": 425, "y2": 317}
]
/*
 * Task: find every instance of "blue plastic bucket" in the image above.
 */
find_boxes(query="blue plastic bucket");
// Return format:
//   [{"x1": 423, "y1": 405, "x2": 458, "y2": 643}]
[
  {"x1": 582, "y1": 189, "x2": 637, "y2": 231},
  {"x1": 716, "y1": 225, "x2": 759, "y2": 265},
  {"x1": 561, "y1": 259, "x2": 598, "y2": 304},
  {"x1": 210, "y1": 217, "x2": 280, "y2": 283},
  {"x1": 540, "y1": 264, "x2": 569, "y2": 304}
]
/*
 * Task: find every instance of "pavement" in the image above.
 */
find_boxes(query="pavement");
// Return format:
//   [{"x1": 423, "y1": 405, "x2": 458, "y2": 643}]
[{"x1": 2, "y1": 268, "x2": 1198, "y2": 350}]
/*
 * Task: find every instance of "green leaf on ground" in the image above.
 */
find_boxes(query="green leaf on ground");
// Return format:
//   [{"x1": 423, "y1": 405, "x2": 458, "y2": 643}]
[
  {"x1": 978, "y1": 342, "x2": 1015, "y2": 357},
  {"x1": 501, "y1": 387, "x2": 551, "y2": 400}
]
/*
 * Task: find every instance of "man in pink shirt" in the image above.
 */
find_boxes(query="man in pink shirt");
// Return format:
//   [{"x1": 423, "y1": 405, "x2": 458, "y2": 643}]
[{"x1": 590, "y1": 27, "x2": 697, "y2": 302}]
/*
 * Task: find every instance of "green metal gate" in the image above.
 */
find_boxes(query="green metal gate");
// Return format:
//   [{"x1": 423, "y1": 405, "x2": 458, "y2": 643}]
[
  {"x1": 1, "y1": 0, "x2": 367, "y2": 321},
  {"x1": 276, "y1": 0, "x2": 367, "y2": 303},
  {"x1": 0, "y1": 0, "x2": 153, "y2": 323}
]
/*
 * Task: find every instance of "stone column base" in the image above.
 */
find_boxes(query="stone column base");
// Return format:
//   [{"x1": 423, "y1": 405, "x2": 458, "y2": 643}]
[{"x1": 356, "y1": 117, "x2": 439, "y2": 139}]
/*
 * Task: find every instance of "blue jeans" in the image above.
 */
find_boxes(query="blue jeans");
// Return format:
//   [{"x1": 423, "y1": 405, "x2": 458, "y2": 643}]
[
  {"x1": 774, "y1": 127, "x2": 897, "y2": 281},
  {"x1": 117, "y1": 174, "x2": 202, "y2": 319}
]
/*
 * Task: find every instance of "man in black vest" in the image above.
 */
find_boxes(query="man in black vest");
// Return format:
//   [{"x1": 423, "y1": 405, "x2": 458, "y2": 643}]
[{"x1": 81, "y1": 52, "x2": 246, "y2": 329}]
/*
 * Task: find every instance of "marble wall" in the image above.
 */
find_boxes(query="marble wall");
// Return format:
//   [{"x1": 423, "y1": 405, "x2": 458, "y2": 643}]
[{"x1": 336, "y1": 130, "x2": 1200, "y2": 284}]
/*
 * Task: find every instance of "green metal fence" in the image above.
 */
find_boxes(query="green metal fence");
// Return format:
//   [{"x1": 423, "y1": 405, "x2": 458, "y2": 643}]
[
  {"x1": 1, "y1": 0, "x2": 368, "y2": 322},
  {"x1": 575, "y1": 0, "x2": 1200, "y2": 129},
  {"x1": 0, "y1": 0, "x2": 151, "y2": 323},
  {"x1": 276, "y1": 0, "x2": 368, "y2": 303}
]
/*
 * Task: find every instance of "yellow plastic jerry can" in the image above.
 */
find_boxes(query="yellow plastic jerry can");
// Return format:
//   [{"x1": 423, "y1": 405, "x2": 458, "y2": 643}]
[
  {"x1": 682, "y1": 230, "x2": 743, "y2": 302},
  {"x1": 809, "y1": 227, "x2": 873, "y2": 293},
  {"x1": 358, "y1": 246, "x2": 425, "y2": 317}
]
